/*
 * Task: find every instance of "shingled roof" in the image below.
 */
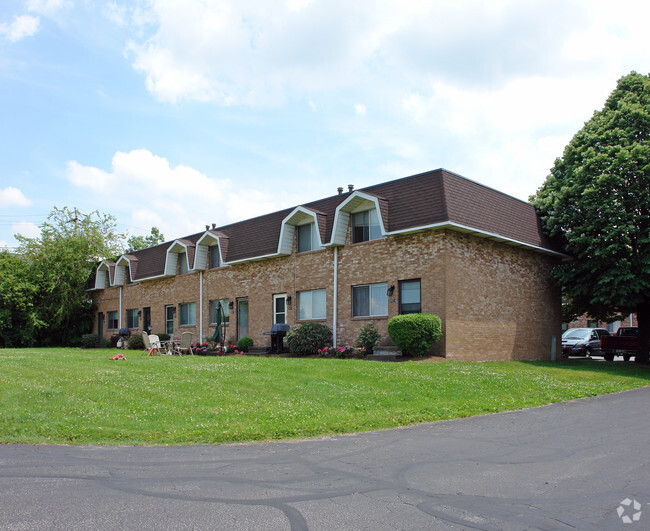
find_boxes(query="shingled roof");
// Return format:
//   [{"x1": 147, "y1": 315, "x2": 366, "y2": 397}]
[{"x1": 89, "y1": 169, "x2": 560, "y2": 289}]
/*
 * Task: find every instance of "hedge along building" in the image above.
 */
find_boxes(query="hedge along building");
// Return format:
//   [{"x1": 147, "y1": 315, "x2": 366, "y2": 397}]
[{"x1": 89, "y1": 169, "x2": 564, "y2": 361}]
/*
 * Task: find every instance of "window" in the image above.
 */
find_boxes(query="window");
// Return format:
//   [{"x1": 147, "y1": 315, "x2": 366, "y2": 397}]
[
  {"x1": 352, "y1": 283, "x2": 388, "y2": 317},
  {"x1": 209, "y1": 299, "x2": 229, "y2": 323},
  {"x1": 274, "y1": 294, "x2": 287, "y2": 324},
  {"x1": 352, "y1": 209, "x2": 382, "y2": 243},
  {"x1": 209, "y1": 245, "x2": 221, "y2": 268},
  {"x1": 126, "y1": 308, "x2": 139, "y2": 328},
  {"x1": 399, "y1": 279, "x2": 421, "y2": 314},
  {"x1": 298, "y1": 289, "x2": 326, "y2": 320},
  {"x1": 107, "y1": 310, "x2": 118, "y2": 330},
  {"x1": 179, "y1": 302, "x2": 196, "y2": 326},
  {"x1": 178, "y1": 253, "x2": 189, "y2": 275},
  {"x1": 297, "y1": 223, "x2": 319, "y2": 252}
]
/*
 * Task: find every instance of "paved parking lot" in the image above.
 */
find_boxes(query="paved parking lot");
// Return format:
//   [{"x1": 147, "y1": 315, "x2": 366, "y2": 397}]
[{"x1": 1, "y1": 387, "x2": 649, "y2": 530}]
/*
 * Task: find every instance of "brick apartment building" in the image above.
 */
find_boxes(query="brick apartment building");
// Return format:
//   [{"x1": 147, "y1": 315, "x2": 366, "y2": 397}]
[{"x1": 89, "y1": 169, "x2": 564, "y2": 361}]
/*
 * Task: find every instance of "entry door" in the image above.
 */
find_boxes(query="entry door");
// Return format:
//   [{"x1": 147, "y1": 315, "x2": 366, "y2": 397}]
[
  {"x1": 273, "y1": 294, "x2": 287, "y2": 324},
  {"x1": 237, "y1": 298, "x2": 249, "y2": 339},
  {"x1": 97, "y1": 313, "x2": 104, "y2": 340},
  {"x1": 165, "y1": 305, "x2": 174, "y2": 336}
]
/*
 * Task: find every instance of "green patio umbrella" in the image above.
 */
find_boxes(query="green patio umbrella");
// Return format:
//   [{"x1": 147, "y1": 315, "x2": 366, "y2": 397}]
[{"x1": 212, "y1": 302, "x2": 224, "y2": 345}]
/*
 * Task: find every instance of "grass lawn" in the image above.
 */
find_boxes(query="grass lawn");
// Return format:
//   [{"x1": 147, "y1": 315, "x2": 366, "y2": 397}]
[{"x1": 1, "y1": 348, "x2": 649, "y2": 446}]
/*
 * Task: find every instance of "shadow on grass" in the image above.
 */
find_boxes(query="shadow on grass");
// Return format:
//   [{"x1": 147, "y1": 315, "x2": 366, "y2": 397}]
[{"x1": 520, "y1": 359, "x2": 650, "y2": 380}]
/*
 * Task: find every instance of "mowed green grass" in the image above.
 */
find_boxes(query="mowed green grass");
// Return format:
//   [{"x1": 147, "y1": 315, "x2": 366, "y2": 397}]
[{"x1": 1, "y1": 348, "x2": 648, "y2": 445}]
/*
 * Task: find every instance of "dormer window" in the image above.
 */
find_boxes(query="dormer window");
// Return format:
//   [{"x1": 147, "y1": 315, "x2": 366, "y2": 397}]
[
  {"x1": 297, "y1": 223, "x2": 319, "y2": 253},
  {"x1": 352, "y1": 209, "x2": 382, "y2": 243},
  {"x1": 209, "y1": 245, "x2": 221, "y2": 268}
]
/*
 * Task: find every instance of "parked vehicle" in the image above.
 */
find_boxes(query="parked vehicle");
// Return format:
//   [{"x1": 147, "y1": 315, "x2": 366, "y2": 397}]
[
  {"x1": 562, "y1": 328, "x2": 610, "y2": 358},
  {"x1": 599, "y1": 327, "x2": 638, "y2": 361}
]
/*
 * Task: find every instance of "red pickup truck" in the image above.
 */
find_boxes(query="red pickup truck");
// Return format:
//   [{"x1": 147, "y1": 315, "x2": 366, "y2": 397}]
[{"x1": 599, "y1": 327, "x2": 638, "y2": 361}]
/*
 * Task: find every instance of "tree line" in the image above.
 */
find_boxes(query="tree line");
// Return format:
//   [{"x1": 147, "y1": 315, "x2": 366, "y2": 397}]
[{"x1": 0, "y1": 208, "x2": 163, "y2": 347}]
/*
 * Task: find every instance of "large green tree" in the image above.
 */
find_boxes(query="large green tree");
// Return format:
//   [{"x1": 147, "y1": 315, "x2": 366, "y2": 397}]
[
  {"x1": 13, "y1": 207, "x2": 124, "y2": 346},
  {"x1": 0, "y1": 250, "x2": 40, "y2": 346},
  {"x1": 532, "y1": 71, "x2": 650, "y2": 364}
]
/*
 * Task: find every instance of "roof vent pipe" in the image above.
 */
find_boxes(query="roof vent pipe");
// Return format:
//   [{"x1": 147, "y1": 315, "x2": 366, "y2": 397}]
[
  {"x1": 205, "y1": 225, "x2": 210, "y2": 231},
  {"x1": 212, "y1": 223, "x2": 216, "y2": 230},
  {"x1": 348, "y1": 184, "x2": 354, "y2": 192},
  {"x1": 337, "y1": 187, "x2": 344, "y2": 195}
]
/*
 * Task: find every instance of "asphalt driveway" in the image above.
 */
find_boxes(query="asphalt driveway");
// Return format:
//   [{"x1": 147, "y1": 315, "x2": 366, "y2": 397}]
[{"x1": 1, "y1": 386, "x2": 649, "y2": 530}]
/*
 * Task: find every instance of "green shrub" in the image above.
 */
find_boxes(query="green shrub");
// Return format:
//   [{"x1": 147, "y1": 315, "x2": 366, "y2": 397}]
[
  {"x1": 238, "y1": 336, "x2": 254, "y2": 352},
  {"x1": 127, "y1": 333, "x2": 144, "y2": 350},
  {"x1": 355, "y1": 322, "x2": 381, "y2": 354},
  {"x1": 387, "y1": 313, "x2": 442, "y2": 357},
  {"x1": 80, "y1": 334, "x2": 100, "y2": 349},
  {"x1": 286, "y1": 322, "x2": 332, "y2": 356},
  {"x1": 158, "y1": 333, "x2": 170, "y2": 341}
]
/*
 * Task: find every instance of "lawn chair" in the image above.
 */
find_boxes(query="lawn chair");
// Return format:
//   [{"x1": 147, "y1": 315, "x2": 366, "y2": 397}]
[
  {"x1": 171, "y1": 332, "x2": 194, "y2": 355},
  {"x1": 141, "y1": 331, "x2": 159, "y2": 356}
]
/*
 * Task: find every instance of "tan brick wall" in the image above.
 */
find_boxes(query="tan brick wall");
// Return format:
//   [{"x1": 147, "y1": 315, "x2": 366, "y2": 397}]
[
  {"x1": 444, "y1": 232, "x2": 562, "y2": 361},
  {"x1": 93, "y1": 228, "x2": 561, "y2": 360}
]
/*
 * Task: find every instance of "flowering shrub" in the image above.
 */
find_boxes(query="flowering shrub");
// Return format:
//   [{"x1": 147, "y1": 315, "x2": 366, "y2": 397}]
[
  {"x1": 317, "y1": 345, "x2": 366, "y2": 358},
  {"x1": 191, "y1": 342, "x2": 209, "y2": 354}
]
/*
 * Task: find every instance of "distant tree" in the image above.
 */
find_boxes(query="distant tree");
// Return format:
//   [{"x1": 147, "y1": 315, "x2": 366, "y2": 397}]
[
  {"x1": 127, "y1": 227, "x2": 166, "y2": 251},
  {"x1": 531, "y1": 71, "x2": 650, "y2": 364},
  {"x1": 14, "y1": 207, "x2": 125, "y2": 345}
]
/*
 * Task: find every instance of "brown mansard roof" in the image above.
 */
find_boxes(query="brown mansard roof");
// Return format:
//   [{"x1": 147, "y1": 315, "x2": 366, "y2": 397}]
[{"x1": 100, "y1": 168, "x2": 559, "y2": 284}]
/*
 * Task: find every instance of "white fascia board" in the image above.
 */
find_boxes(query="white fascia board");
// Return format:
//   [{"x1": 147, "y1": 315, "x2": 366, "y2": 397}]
[
  {"x1": 330, "y1": 191, "x2": 387, "y2": 246},
  {"x1": 225, "y1": 252, "x2": 283, "y2": 265},
  {"x1": 386, "y1": 221, "x2": 567, "y2": 257}
]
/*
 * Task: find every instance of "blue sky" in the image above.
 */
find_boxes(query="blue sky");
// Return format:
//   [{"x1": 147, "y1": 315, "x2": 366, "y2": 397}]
[{"x1": 1, "y1": 0, "x2": 649, "y2": 250}]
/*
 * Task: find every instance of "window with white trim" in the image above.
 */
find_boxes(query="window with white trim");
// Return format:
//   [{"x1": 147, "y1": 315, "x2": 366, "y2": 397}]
[
  {"x1": 209, "y1": 299, "x2": 229, "y2": 324},
  {"x1": 351, "y1": 209, "x2": 382, "y2": 243},
  {"x1": 297, "y1": 223, "x2": 319, "y2": 252},
  {"x1": 209, "y1": 245, "x2": 220, "y2": 268},
  {"x1": 352, "y1": 283, "x2": 388, "y2": 317},
  {"x1": 298, "y1": 289, "x2": 326, "y2": 320},
  {"x1": 178, "y1": 253, "x2": 189, "y2": 275},
  {"x1": 179, "y1": 302, "x2": 196, "y2": 326},
  {"x1": 126, "y1": 308, "x2": 139, "y2": 328}
]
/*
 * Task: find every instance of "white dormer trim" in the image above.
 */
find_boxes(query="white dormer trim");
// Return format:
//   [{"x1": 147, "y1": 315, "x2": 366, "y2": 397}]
[
  {"x1": 114, "y1": 255, "x2": 134, "y2": 285},
  {"x1": 278, "y1": 206, "x2": 324, "y2": 254},
  {"x1": 164, "y1": 240, "x2": 190, "y2": 276},
  {"x1": 329, "y1": 191, "x2": 387, "y2": 246},
  {"x1": 195, "y1": 231, "x2": 225, "y2": 270},
  {"x1": 93, "y1": 260, "x2": 112, "y2": 290}
]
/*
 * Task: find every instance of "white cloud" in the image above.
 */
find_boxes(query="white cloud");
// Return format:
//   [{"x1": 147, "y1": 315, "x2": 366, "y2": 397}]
[
  {"x1": 0, "y1": 15, "x2": 40, "y2": 42},
  {"x1": 66, "y1": 149, "x2": 292, "y2": 241},
  {"x1": 354, "y1": 104, "x2": 367, "y2": 116},
  {"x1": 26, "y1": 0, "x2": 70, "y2": 15},
  {"x1": 12, "y1": 221, "x2": 40, "y2": 239},
  {"x1": 0, "y1": 187, "x2": 32, "y2": 208}
]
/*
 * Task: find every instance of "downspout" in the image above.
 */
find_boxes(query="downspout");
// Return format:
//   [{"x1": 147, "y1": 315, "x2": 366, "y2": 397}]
[
  {"x1": 119, "y1": 286, "x2": 123, "y2": 329},
  {"x1": 199, "y1": 270, "x2": 204, "y2": 341},
  {"x1": 333, "y1": 246, "x2": 338, "y2": 347}
]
